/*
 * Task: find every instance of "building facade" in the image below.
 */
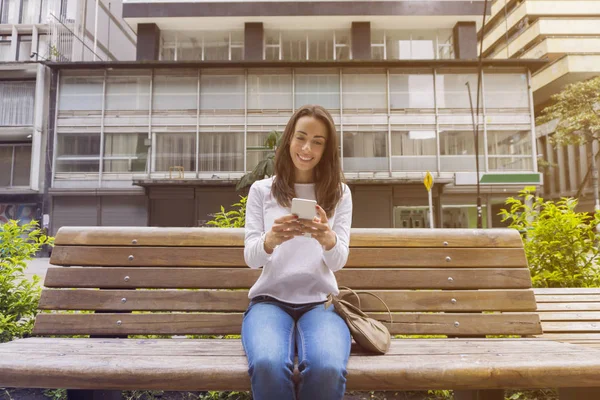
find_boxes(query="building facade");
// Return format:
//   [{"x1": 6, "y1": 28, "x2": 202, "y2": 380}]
[
  {"x1": 45, "y1": 0, "x2": 544, "y2": 232},
  {"x1": 479, "y1": 0, "x2": 600, "y2": 210},
  {"x1": 0, "y1": 0, "x2": 136, "y2": 226}
]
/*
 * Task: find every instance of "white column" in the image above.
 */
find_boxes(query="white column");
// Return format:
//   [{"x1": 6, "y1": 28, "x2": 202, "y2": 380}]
[
  {"x1": 10, "y1": 26, "x2": 18, "y2": 61},
  {"x1": 30, "y1": 64, "x2": 46, "y2": 192}
]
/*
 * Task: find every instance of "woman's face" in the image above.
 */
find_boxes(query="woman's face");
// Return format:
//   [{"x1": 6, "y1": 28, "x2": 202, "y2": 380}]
[{"x1": 289, "y1": 115, "x2": 329, "y2": 181}]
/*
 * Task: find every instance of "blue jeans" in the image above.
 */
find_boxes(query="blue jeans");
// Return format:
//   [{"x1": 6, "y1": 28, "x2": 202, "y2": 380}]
[{"x1": 241, "y1": 296, "x2": 351, "y2": 400}]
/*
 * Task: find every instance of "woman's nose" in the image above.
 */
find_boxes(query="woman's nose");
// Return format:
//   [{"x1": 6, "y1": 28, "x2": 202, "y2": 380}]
[{"x1": 302, "y1": 142, "x2": 311, "y2": 151}]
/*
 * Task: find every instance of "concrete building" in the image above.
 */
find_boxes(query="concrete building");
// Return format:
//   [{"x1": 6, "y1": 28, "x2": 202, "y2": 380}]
[
  {"x1": 44, "y1": 0, "x2": 545, "y2": 232},
  {"x1": 479, "y1": 0, "x2": 600, "y2": 210},
  {"x1": 0, "y1": 0, "x2": 136, "y2": 226}
]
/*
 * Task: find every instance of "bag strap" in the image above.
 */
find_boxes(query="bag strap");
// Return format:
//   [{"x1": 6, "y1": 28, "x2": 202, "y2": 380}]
[{"x1": 338, "y1": 286, "x2": 394, "y2": 327}]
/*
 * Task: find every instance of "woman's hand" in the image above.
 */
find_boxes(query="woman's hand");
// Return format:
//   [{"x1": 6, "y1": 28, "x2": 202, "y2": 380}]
[
  {"x1": 300, "y1": 205, "x2": 337, "y2": 251},
  {"x1": 264, "y1": 214, "x2": 303, "y2": 254}
]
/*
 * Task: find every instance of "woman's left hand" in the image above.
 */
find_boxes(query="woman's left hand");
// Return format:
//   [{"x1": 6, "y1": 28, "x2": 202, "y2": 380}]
[{"x1": 300, "y1": 205, "x2": 337, "y2": 251}]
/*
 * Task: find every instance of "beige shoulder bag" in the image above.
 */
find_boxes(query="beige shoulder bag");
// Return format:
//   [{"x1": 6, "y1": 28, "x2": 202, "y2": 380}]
[{"x1": 325, "y1": 286, "x2": 393, "y2": 355}]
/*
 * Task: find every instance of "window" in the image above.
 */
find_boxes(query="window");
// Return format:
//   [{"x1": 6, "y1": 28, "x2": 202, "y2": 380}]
[
  {"x1": 389, "y1": 72, "x2": 434, "y2": 110},
  {"x1": 105, "y1": 73, "x2": 151, "y2": 112},
  {"x1": 439, "y1": 129, "x2": 484, "y2": 172},
  {"x1": 487, "y1": 129, "x2": 533, "y2": 171},
  {"x1": 17, "y1": 34, "x2": 32, "y2": 61},
  {"x1": 0, "y1": 144, "x2": 31, "y2": 187},
  {"x1": 343, "y1": 127, "x2": 388, "y2": 172},
  {"x1": 281, "y1": 31, "x2": 308, "y2": 61},
  {"x1": 342, "y1": 72, "x2": 386, "y2": 112},
  {"x1": 160, "y1": 30, "x2": 244, "y2": 61},
  {"x1": 484, "y1": 73, "x2": 529, "y2": 109},
  {"x1": 198, "y1": 130, "x2": 244, "y2": 172},
  {"x1": 391, "y1": 130, "x2": 436, "y2": 172},
  {"x1": 21, "y1": 0, "x2": 46, "y2": 24},
  {"x1": 0, "y1": 81, "x2": 35, "y2": 126},
  {"x1": 247, "y1": 71, "x2": 293, "y2": 111},
  {"x1": 435, "y1": 73, "x2": 478, "y2": 110},
  {"x1": 334, "y1": 30, "x2": 351, "y2": 60},
  {"x1": 155, "y1": 133, "x2": 195, "y2": 172},
  {"x1": 59, "y1": 75, "x2": 104, "y2": 111},
  {"x1": 152, "y1": 72, "x2": 197, "y2": 111},
  {"x1": 103, "y1": 133, "x2": 148, "y2": 173},
  {"x1": 0, "y1": 0, "x2": 19, "y2": 24},
  {"x1": 200, "y1": 72, "x2": 245, "y2": 111},
  {"x1": 0, "y1": 35, "x2": 12, "y2": 61},
  {"x1": 295, "y1": 71, "x2": 340, "y2": 109},
  {"x1": 55, "y1": 132, "x2": 101, "y2": 173}
]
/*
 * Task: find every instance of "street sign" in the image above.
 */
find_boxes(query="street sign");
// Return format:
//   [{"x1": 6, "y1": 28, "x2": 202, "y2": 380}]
[
  {"x1": 423, "y1": 171, "x2": 434, "y2": 229},
  {"x1": 424, "y1": 171, "x2": 434, "y2": 192}
]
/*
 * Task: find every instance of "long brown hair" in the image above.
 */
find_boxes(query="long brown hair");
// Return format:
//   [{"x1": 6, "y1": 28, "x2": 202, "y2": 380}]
[{"x1": 271, "y1": 104, "x2": 344, "y2": 218}]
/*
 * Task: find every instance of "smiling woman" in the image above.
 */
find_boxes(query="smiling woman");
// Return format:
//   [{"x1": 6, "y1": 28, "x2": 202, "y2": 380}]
[{"x1": 242, "y1": 105, "x2": 352, "y2": 400}]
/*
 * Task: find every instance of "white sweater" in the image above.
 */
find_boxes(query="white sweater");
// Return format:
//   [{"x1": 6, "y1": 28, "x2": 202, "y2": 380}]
[{"x1": 244, "y1": 177, "x2": 353, "y2": 304}]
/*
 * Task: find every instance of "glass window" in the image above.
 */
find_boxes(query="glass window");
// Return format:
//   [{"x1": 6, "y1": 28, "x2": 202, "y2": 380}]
[
  {"x1": 200, "y1": 73, "x2": 245, "y2": 110},
  {"x1": 343, "y1": 129, "x2": 388, "y2": 172},
  {"x1": 307, "y1": 30, "x2": 333, "y2": 61},
  {"x1": 152, "y1": 73, "x2": 197, "y2": 111},
  {"x1": 0, "y1": 35, "x2": 13, "y2": 62},
  {"x1": 0, "y1": 146, "x2": 13, "y2": 186},
  {"x1": 247, "y1": 72, "x2": 293, "y2": 111},
  {"x1": 282, "y1": 31, "x2": 307, "y2": 61},
  {"x1": 295, "y1": 71, "x2": 340, "y2": 109},
  {"x1": 21, "y1": 0, "x2": 43, "y2": 23},
  {"x1": 439, "y1": 129, "x2": 484, "y2": 172},
  {"x1": 155, "y1": 133, "x2": 195, "y2": 172},
  {"x1": 1, "y1": 0, "x2": 19, "y2": 24},
  {"x1": 386, "y1": 31, "x2": 412, "y2": 60},
  {"x1": 342, "y1": 72, "x2": 386, "y2": 111},
  {"x1": 60, "y1": 0, "x2": 77, "y2": 22},
  {"x1": 203, "y1": 31, "x2": 229, "y2": 61},
  {"x1": 198, "y1": 131, "x2": 244, "y2": 172},
  {"x1": 391, "y1": 130, "x2": 436, "y2": 172},
  {"x1": 59, "y1": 76, "x2": 104, "y2": 111},
  {"x1": 246, "y1": 131, "x2": 272, "y2": 173},
  {"x1": 484, "y1": 73, "x2": 529, "y2": 109},
  {"x1": 435, "y1": 73, "x2": 478, "y2": 109},
  {"x1": 106, "y1": 74, "x2": 151, "y2": 111},
  {"x1": 177, "y1": 31, "x2": 204, "y2": 61},
  {"x1": 489, "y1": 157, "x2": 533, "y2": 171},
  {"x1": 36, "y1": 34, "x2": 48, "y2": 60},
  {"x1": 0, "y1": 81, "x2": 35, "y2": 126},
  {"x1": 389, "y1": 73, "x2": 434, "y2": 109},
  {"x1": 12, "y1": 145, "x2": 31, "y2": 185},
  {"x1": 56, "y1": 132, "x2": 101, "y2": 172},
  {"x1": 487, "y1": 130, "x2": 532, "y2": 156},
  {"x1": 103, "y1": 133, "x2": 148, "y2": 173},
  {"x1": 17, "y1": 35, "x2": 32, "y2": 61}
]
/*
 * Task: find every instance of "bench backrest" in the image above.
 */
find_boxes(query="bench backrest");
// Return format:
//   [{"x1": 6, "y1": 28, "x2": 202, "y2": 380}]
[{"x1": 34, "y1": 227, "x2": 542, "y2": 337}]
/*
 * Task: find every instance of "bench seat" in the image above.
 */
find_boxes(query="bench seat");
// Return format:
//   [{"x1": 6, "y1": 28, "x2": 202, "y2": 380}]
[
  {"x1": 2, "y1": 227, "x2": 600, "y2": 399},
  {"x1": 3, "y1": 337, "x2": 600, "y2": 392}
]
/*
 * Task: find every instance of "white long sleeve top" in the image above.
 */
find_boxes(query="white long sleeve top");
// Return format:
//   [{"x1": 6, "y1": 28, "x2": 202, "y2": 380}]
[{"x1": 244, "y1": 176, "x2": 353, "y2": 304}]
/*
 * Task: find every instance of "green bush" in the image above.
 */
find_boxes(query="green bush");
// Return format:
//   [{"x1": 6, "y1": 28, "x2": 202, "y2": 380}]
[
  {"x1": 206, "y1": 196, "x2": 247, "y2": 228},
  {"x1": 499, "y1": 187, "x2": 600, "y2": 288},
  {"x1": 0, "y1": 219, "x2": 54, "y2": 343}
]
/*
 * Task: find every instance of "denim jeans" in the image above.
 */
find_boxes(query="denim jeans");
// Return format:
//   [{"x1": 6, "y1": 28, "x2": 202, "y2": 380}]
[{"x1": 241, "y1": 296, "x2": 351, "y2": 400}]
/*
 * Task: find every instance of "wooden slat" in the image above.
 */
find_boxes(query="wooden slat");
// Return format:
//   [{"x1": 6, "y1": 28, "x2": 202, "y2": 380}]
[
  {"x1": 38, "y1": 289, "x2": 537, "y2": 312},
  {"x1": 2, "y1": 340, "x2": 600, "y2": 391},
  {"x1": 536, "y1": 303, "x2": 600, "y2": 312},
  {"x1": 538, "y1": 312, "x2": 600, "y2": 321},
  {"x1": 54, "y1": 227, "x2": 524, "y2": 248},
  {"x1": 32, "y1": 313, "x2": 542, "y2": 336},
  {"x1": 536, "y1": 295, "x2": 600, "y2": 302},
  {"x1": 44, "y1": 267, "x2": 534, "y2": 290},
  {"x1": 50, "y1": 246, "x2": 527, "y2": 268},
  {"x1": 535, "y1": 334, "x2": 600, "y2": 341},
  {"x1": 541, "y1": 322, "x2": 600, "y2": 333},
  {"x1": 0, "y1": 338, "x2": 588, "y2": 357},
  {"x1": 534, "y1": 288, "x2": 600, "y2": 295}
]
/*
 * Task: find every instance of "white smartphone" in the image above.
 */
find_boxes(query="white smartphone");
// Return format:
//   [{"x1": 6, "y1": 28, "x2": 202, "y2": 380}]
[{"x1": 291, "y1": 198, "x2": 317, "y2": 220}]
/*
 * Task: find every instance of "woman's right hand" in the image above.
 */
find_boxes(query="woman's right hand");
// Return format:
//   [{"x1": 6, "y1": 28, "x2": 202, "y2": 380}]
[{"x1": 264, "y1": 214, "x2": 303, "y2": 253}]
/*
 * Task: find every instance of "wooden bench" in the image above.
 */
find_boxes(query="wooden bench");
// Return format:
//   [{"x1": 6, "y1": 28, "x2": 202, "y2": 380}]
[
  {"x1": 2, "y1": 227, "x2": 600, "y2": 400},
  {"x1": 535, "y1": 288, "x2": 600, "y2": 348}
]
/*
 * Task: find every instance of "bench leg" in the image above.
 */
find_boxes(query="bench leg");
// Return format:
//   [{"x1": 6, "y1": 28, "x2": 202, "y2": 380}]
[
  {"x1": 67, "y1": 390, "x2": 122, "y2": 400},
  {"x1": 559, "y1": 387, "x2": 600, "y2": 400},
  {"x1": 454, "y1": 389, "x2": 504, "y2": 400}
]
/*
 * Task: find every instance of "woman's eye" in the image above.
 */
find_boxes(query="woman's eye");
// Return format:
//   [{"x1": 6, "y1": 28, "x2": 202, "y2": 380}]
[{"x1": 314, "y1": 141, "x2": 324, "y2": 146}]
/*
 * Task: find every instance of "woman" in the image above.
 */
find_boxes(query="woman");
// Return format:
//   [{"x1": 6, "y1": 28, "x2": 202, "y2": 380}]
[{"x1": 242, "y1": 104, "x2": 353, "y2": 400}]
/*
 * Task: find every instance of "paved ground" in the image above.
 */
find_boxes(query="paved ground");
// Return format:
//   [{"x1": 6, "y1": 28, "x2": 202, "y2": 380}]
[{"x1": 23, "y1": 257, "x2": 51, "y2": 282}]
